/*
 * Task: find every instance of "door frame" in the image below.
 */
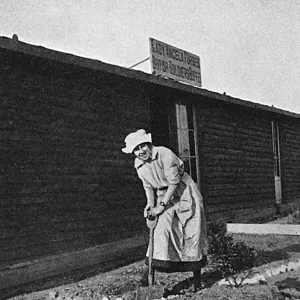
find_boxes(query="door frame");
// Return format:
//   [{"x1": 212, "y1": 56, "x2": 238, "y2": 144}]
[
  {"x1": 169, "y1": 100, "x2": 201, "y2": 187},
  {"x1": 271, "y1": 120, "x2": 282, "y2": 204}
]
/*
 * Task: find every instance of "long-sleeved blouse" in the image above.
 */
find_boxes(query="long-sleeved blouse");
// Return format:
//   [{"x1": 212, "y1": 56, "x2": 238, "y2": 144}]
[{"x1": 134, "y1": 146, "x2": 184, "y2": 190}]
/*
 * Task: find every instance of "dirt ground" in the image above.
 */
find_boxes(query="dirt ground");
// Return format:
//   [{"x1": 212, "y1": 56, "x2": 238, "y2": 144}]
[{"x1": 7, "y1": 233, "x2": 300, "y2": 300}]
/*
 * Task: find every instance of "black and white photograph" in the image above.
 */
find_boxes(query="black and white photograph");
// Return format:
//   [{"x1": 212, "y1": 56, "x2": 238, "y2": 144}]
[{"x1": 1, "y1": 1, "x2": 300, "y2": 299}]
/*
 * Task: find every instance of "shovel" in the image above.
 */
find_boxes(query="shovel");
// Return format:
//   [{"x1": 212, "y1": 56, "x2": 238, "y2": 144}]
[{"x1": 136, "y1": 215, "x2": 165, "y2": 300}]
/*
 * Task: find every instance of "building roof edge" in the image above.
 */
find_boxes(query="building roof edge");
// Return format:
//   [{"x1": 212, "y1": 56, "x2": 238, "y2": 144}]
[{"x1": 1, "y1": 36, "x2": 299, "y2": 119}]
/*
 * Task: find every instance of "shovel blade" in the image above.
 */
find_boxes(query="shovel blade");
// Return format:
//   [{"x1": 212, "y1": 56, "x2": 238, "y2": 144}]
[{"x1": 135, "y1": 285, "x2": 164, "y2": 300}]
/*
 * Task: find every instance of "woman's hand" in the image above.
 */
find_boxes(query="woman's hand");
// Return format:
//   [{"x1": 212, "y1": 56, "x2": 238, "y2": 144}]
[
  {"x1": 150, "y1": 205, "x2": 165, "y2": 216},
  {"x1": 144, "y1": 204, "x2": 152, "y2": 218}
]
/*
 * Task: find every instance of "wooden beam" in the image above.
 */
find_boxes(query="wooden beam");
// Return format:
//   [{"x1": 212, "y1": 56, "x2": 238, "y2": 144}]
[
  {"x1": 227, "y1": 223, "x2": 300, "y2": 235},
  {"x1": 0, "y1": 234, "x2": 147, "y2": 290}
]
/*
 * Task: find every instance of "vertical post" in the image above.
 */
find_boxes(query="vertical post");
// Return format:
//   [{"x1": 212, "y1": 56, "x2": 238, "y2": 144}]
[
  {"x1": 193, "y1": 269, "x2": 202, "y2": 291},
  {"x1": 193, "y1": 103, "x2": 201, "y2": 190},
  {"x1": 271, "y1": 121, "x2": 282, "y2": 204}
]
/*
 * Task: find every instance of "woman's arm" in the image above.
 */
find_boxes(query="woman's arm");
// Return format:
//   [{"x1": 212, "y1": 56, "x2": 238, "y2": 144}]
[
  {"x1": 145, "y1": 188, "x2": 155, "y2": 207},
  {"x1": 151, "y1": 183, "x2": 178, "y2": 216},
  {"x1": 144, "y1": 188, "x2": 155, "y2": 218},
  {"x1": 160, "y1": 183, "x2": 178, "y2": 206}
]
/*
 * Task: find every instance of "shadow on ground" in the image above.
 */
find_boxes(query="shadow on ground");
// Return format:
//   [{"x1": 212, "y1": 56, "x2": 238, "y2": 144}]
[
  {"x1": 162, "y1": 244, "x2": 300, "y2": 298},
  {"x1": 160, "y1": 270, "x2": 223, "y2": 298},
  {"x1": 276, "y1": 277, "x2": 300, "y2": 291},
  {"x1": 256, "y1": 249, "x2": 290, "y2": 265}
]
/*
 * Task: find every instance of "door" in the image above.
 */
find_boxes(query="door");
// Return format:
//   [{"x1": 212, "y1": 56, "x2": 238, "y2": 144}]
[
  {"x1": 150, "y1": 96, "x2": 200, "y2": 185},
  {"x1": 271, "y1": 121, "x2": 282, "y2": 204}
]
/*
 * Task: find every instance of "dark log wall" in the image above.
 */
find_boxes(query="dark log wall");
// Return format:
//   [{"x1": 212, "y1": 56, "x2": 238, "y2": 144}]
[
  {"x1": 280, "y1": 118, "x2": 300, "y2": 202},
  {"x1": 196, "y1": 99, "x2": 275, "y2": 221},
  {"x1": 0, "y1": 48, "x2": 150, "y2": 266},
  {"x1": 2, "y1": 45, "x2": 300, "y2": 269},
  {"x1": 149, "y1": 87, "x2": 172, "y2": 149}
]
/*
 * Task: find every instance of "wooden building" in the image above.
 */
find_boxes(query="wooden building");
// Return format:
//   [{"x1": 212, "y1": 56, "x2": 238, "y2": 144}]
[{"x1": 1, "y1": 36, "x2": 300, "y2": 294}]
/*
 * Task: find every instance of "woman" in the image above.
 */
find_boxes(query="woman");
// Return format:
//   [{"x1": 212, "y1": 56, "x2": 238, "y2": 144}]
[{"x1": 122, "y1": 129, "x2": 208, "y2": 289}]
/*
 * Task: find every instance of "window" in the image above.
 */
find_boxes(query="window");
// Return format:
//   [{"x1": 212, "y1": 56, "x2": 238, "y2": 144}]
[{"x1": 175, "y1": 103, "x2": 198, "y2": 182}]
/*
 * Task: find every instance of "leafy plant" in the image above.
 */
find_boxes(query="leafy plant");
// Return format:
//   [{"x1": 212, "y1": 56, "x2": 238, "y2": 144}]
[
  {"x1": 289, "y1": 209, "x2": 300, "y2": 224},
  {"x1": 207, "y1": 220, "x2": 258, "y2": 287}
]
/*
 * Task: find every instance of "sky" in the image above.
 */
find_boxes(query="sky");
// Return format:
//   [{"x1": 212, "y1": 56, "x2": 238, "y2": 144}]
[{"x1": 1, "y1": 0, "x2": 300, "y2": 113}]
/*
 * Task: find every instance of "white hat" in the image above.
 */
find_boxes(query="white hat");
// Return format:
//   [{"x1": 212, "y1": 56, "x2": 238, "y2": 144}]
[{"x1": 122, "y1": 129, "x2": 152, "y2": 153}]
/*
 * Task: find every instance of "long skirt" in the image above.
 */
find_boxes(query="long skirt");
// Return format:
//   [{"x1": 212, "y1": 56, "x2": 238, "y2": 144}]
[{"x1": 146, "y1": 174, "x2": 208, "y2": 272}]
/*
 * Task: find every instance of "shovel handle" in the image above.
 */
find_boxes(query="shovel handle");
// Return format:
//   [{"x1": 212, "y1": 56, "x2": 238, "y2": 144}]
[{"x1": 148, "y1": 226, "x2": 154, "y2": 286}]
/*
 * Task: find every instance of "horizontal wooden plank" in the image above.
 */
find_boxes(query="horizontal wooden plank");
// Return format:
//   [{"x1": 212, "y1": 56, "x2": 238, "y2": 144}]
[
  {"x1": 206, "y1": 189, "x2": 274, "y2": 199},
  {"x1": 199, "y1": 118, "x2": 272, "y2": 136},
  {"x1": 198, "y1": 104, "x2": 268, "y2": 121},
  {"x1": 0, "y1": 203, "x2": 144, "y2": 223},
  {"x1": 227, "y1": 223, "x2": 300, "y2": 235},
  {"x1": 0, "y1": 234, "x2": 148, "y2": 290},
  {"x1": 206, "y1": 189, "x2": 274, "y2": 198},
  {"x1": 204, "y1": 177, "x2": 274, "y2": 186},
  {"x1": 206, "y1": 201, "x2": 274, "y2": 213},
  {"x1": 1, "y1": 230, "x2": 147, "y2": 263},
  {"x1": 202, "y1": 144, "x2": 273, "y2": 156},
  {"x1": 202, "y1": 135, "x2": 271, "y2": 150},
  {"x1": 0, "y1": 186, "x2": 141, "y2": 201},
  {"x1": 204, "y1": 170, "x2": 274, "y2": 178},
  {"x1": 0, "y1": 215, "x2": 146, "y2": 251},
  {"x1": 0, "y1": 135, "x2": 127, "y2": 153},
  {"x1": 1, "y1": 111, "x2": 148, "y2": 136},
  {"x1": 0, "y1": 98, "x2": 148, "y2": 127},
  {"x1": 0, "y1": 165, "x2": 133, "y2": 181},
  {"x1": 202, "y1": 127, "x2": 271, "y2": 142},
  {"x1": 282, "y1": 143, "x2": 300, "y2": 151},
  {"x1": 1, "y1": 225, "x2": 147, "y2": 263},
  {"x1": 204, "y1": 162, "x2": 273, "y2": 171},
  {"x1": 205, "y1": 181, "x2": 274, "y2": 190},
  {"x1": 206, "y1": 197, "x2": 275, "y2": 208},
  {"x1": 1, "y1": 218, "x2": 146, "y2": 248},
  {"x1": 203, "y1": 153, "x2": 273, "y2": 164}
]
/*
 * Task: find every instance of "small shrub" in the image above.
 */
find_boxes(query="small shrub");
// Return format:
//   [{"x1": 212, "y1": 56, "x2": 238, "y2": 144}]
[
  {"x1": 289, "y1": 210, "x2": 300, "y2": 224},
  {"x1": 207, "y1": 220, "x2": 258, "y2": 287}
]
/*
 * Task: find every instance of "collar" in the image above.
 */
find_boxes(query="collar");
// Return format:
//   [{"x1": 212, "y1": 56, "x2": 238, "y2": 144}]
[{"x1": 134, "y1": 146, "x2": 158, "y2": 169}]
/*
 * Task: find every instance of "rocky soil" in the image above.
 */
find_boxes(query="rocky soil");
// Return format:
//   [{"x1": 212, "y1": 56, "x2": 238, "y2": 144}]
[{"x1": 7, "y1": 233, "x2": 300, "y2": 300}]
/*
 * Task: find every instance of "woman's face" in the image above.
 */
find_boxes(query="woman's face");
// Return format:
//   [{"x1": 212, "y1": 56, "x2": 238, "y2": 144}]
[{"x1": 133, "y1": 143, "x2": 152, "y2": 161}]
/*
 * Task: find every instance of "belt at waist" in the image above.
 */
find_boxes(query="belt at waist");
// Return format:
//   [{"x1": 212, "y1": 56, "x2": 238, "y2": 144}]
[{"x1": 157, "y1": 186, "x2": 168, "y2": 191}]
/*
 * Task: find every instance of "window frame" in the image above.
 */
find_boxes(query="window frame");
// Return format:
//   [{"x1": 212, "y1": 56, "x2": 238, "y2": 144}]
[{"x1": 172, "y1": 102, "x2": 200, "y2": 184}]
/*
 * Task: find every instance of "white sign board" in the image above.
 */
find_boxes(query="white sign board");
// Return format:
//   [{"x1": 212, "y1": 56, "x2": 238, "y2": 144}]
[{"x1": 149, "y1": 38, "x2": 201, "y2": 87}]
